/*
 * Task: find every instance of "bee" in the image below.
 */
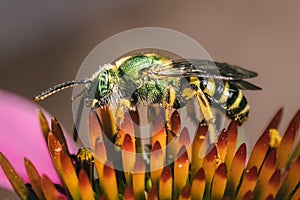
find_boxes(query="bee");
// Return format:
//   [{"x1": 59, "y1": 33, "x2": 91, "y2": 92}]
[{"x1": 34, "y1": 53, "x2": 261, "y2": 144}]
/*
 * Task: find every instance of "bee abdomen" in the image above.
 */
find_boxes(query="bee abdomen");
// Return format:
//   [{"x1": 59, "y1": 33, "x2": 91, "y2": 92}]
[
  {"x1": 189, "y1": 77, "x2": 250, "y2": 125},
  {"x1": 223, "y1": 81, "x2": 250, "y2": 125}
]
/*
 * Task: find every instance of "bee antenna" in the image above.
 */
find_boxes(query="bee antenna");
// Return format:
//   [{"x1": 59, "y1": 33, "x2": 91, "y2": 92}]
[{"x1": 34, "y1": 79, "x2": 92, "y2": 101}]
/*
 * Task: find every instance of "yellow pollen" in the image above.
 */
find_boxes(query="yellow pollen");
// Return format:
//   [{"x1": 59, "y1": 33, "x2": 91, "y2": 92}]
[{"x1": 269, "y1": 128, "x2": 282, "y2": 148}]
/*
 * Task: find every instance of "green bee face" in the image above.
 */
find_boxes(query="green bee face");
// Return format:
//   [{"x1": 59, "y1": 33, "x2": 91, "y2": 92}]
[{"x1": 97, "y1": 70, "x2": 112, "y2": 98}]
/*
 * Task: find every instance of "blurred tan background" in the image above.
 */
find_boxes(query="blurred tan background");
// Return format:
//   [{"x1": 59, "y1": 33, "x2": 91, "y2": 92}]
[
  {"x1": 0, "y1": 1, "x2": 300, "y2": 198},
  {"x1": 1, "y1": 1, "x2": 299, "y2": 153}
]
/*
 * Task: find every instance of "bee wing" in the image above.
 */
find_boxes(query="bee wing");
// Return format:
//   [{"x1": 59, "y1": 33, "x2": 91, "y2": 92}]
[
  {"x1": 230, "y1": 80, "x2": 262, "y2": 90},
  {"x1": 154, "y1": 59, "x2": 258, "y2": 80},
  {"x1": 150, "y1": 59, "x2": 261, "y2": 91}
]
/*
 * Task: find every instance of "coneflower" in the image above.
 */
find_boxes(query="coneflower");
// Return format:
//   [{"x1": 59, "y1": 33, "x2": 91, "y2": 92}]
[{"x1": 0, "y1": 90, "x2": 299, "y2": 199}]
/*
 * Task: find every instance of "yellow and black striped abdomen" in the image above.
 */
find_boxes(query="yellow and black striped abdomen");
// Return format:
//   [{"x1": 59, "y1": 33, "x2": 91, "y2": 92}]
[{"x1": 187, "y1": 77, "x2": 250, "y2": 125}]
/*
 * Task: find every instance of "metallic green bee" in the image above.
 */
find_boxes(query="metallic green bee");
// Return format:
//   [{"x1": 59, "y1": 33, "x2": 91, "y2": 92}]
[{"x1": 34, "y1": 53, "x2": 261, "y2": 144}]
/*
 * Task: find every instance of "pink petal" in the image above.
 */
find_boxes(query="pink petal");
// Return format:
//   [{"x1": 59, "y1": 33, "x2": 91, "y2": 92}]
[{"x1": 0, "y1": 90, "x2": 78, "y2": 190}]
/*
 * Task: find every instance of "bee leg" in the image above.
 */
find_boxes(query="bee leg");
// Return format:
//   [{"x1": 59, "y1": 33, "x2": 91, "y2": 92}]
[
  {"x1": 162, "y1": 86, "x2": 176, "y2": 137},
  {"x1": 194, "y1": 89, "x2": 217, "y2": 144},
  {"x1": 73, "y1": 95, "x2": 86, "y2": 141},
  {"x1": 116, "y1": 98, "x2": 133, "y2": 123}
]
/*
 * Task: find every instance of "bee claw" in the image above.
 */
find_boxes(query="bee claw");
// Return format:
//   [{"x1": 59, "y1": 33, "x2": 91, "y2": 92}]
[
  {"x1": 168, "y1": 130, "x2": 178, "y2": 137},
  {"x1": 200, "y1": 118, "x2": 207, "y2": 126}
]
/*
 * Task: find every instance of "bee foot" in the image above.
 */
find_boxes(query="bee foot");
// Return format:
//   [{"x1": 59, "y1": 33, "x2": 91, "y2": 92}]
[{"x1": 208, "y1": 124, "x2": 217, "y2": 144}]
